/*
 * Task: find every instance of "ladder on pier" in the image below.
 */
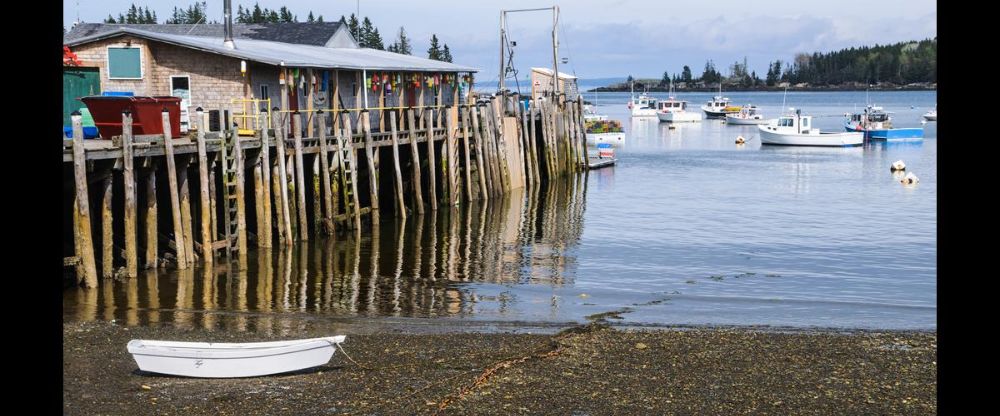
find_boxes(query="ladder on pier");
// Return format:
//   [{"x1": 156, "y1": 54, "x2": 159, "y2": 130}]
[
  {"x1": 219, "y1": 124, "x2": 240, "y2": 257},
  {"x1": 336, "y1": 132, "x2": 360, "y2": 230}
]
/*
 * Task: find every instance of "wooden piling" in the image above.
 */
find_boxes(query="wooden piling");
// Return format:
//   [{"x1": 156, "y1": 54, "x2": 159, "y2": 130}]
[
  {"x1": 258, "y1": 112, "x2": 273, "y2": 247},
  {"x1": 406, "y1": 108, "x2": 425, "y2": 214},
  {"x1": 306, "y1": 69, "x2": 315, "y2": 138},
  {"x1": 292, "y1": 113, "x2": 309, "y2": 240},
  {"x1": 469, "y1": 105, "x2": 489, "y2": 202},
  {"x1": 273, "y1": 114, "x2": 293, "y2": 246},
  {"x1": 362, "y1": 111, "x2": 380, "y2": 225},
  {"x1": 232, "y1": 126, "x2": 248, "y2": 256},
  {"x1": 143, "y1": 163, "x2": 158, "y2": 269},
  {"x1": 460, "y1": 106, "x2": 473, "y2": 202},
  {"x1": 528, "y1": 106, "x2": 540, "y2": 183},
  {"x1": 316, "y1": 112, "x2": 335, "y2": 234},
  {"x1": 446, "y1": 107, "x2": 459, "y2": 206},
  {"x1": 389, "y1": 112, "x2": 407, "y2": 219},
  {"x1": 101, "y1": 173, "x2": 114, "y2": 279},
  {"x1": 195, "y1": 112, "x2": 214, "y2": 266},
  {"x1": 178, "y1": 155, "x2": 195, "y2": 264},
  {"x1": 425, "y1": 109, "x2": 438, "y2": 210},
  {"x1": 121, "y1": 113, "x2": 138, "y2": 277},
  {"x1": 161, "y1": 111, "x2": 188, "y2": 269}
]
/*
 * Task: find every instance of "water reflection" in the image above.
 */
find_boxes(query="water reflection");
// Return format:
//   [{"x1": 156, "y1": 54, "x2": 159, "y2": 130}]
[{"x1": 63, "y1": 177, "x2": 588, "y2": 330}]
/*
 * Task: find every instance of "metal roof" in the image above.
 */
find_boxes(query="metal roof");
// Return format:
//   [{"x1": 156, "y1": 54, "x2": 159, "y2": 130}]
[
  {"x1": 66, "y1": 27, "x2": 478, "y2": 73},
  {"x1": 64, "y1": 22, "x2": 349, "y2": 46},
  {"x1": 531, "y1": 67, "x2": 577, "y2": 80}
]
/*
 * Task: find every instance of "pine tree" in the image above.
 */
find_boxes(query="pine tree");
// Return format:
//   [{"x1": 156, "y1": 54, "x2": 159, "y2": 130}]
[
  {"x1": 442, "y1": 44, "x2": 453, "y2": 62},
  {"x1": 360, "y1": 17, "x2": 380, "y2": 49},
  {"x1": 369, "y1": 27, "x2": 385, "y2": 50},
  {"x1": 144, "y1": 7, "x2": 156, "y2": 24},
  {"x1": 387, "y1": 26, "x2": 412, "y2": 55},
  {"x1": 347, "y1": 14, "x2": 360, "y2": 43},
  {"x1": 661, "y1": 71, "x2": 670, "y2": 87},
  {"x1": 105, "y1": 14, "x2": 117, "y2": 23},
  {"x1": 252, "y1": 3, "x2": 264, "y2": 23},
  {"x1": 427, "y1": 34, "x2": 442, "y2": 60},
  {"x1": 681, "y1": 66, "x2": 692, "y2": 83},
  {"x1": 317, "y1": 15, "x2": 323, "y2": 22},
  {"x1": 307, "y1": 11, "x2": 315, "y2": 23}
]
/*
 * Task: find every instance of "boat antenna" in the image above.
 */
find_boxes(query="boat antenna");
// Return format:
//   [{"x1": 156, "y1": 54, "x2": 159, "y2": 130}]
[{"x1": 781, "y1": 85, "x2": 787, "y2": 114}]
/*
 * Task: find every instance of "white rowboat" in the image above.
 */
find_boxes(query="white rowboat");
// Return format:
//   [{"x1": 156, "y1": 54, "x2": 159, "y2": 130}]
[{"x1": 127, "y1": 336, "x2": 346, "y2": 378}]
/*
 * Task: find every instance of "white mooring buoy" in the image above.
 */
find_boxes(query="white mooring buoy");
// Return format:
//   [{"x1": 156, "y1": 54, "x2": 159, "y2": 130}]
[
  {"x1": 891, "y1": 160, "x2": 906, "y2": 172},
  {"x1": 901, "y1": 172, "x2": 919, "y2": 185},
  {"x1": 735, "y1": 135, "x2": 746, "y2": 144}
]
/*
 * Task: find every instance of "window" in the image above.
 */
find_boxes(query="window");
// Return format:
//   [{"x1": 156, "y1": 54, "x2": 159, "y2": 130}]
[
  {"x1": 260, "y1": 84, "x2": 270, "y2": 100},
  {"x1": 107, "y1": 46, "x2": 142, "y2": 79},
  {"x1": 802, "y1": 118, "x2": 809, "y2": 128}
]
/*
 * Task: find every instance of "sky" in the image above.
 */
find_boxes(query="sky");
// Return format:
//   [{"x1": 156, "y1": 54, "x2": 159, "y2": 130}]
[{"x1": 64, "y1": 0, "x2": 936, "y2": 85}]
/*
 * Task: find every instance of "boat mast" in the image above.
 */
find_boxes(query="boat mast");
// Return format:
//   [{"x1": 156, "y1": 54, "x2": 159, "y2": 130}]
[{"x1": 498, "y1": 6, "x2": 560, "y2": 103}]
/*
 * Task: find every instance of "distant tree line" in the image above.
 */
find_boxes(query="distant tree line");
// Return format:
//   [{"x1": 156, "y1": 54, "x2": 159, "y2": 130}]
[
  {"x1": 96, "y1": 2, "x2": 455, "y2": 62},
  {"x1": 651, "y1": 38, "x2": 937, "y2": 89}
]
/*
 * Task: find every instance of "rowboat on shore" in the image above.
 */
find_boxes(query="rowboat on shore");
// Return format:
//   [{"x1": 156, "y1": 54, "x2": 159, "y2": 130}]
[{"x1": 127, "y1": 336, "x2": 347, "y2": 378}]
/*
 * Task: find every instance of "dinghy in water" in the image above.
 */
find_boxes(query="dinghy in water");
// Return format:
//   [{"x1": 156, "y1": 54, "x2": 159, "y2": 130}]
[{"x1": 127, "y1": 336, "x2": 346, "y2": 378}]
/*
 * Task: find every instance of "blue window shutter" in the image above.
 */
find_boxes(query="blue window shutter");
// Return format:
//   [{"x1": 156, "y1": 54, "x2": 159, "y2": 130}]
[{"x1": 108, "y1": 48, "x2": 141, "y2": 79}]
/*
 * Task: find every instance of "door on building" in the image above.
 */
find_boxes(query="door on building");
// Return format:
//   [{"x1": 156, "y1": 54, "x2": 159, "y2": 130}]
[
  {"x1": 63, "y1": 67, "x2": 100, "y2": 127},
  {"x1": 170, "y1": 75, "x2": 191, "y2": 133}
]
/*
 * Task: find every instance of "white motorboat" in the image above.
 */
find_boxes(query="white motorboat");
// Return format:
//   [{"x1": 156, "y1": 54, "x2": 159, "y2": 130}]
[
  {"x1": 758, "y1": 109, "x2": 863, "y2": 147},
  {"x1": 585, "y1": 107, "x2": 625, "y2": 146},
  {"x1": 725, "y1": 105, "x2": 767, "y2": 125},
  {"x1": 627, "y1": 81, "x2": 658, "y2": 117},
  {"x1": 922, "y1": 108, "x2": 936, "y2": 121},
  {"x1": 127, "y1": 336, "x2": 346, "y2": 378},
  {"x1": 701, "y1": 84, "x2": 740, "y2": 118},
  {"x1": 655, "y1": 81, "x2": 701, "y2": 123}
]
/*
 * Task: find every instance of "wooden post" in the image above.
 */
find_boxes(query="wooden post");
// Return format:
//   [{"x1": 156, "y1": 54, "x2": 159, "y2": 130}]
[
  {"x1": 195, "y1": 112, "x2": 214, "y2": 266},
  {"x1": 292, "y1": 113, "x2": 309, "y2": 240},
  {"x1": 446, "y1": 106, "x2": 459, "y2": 206},
  {"x1": 577, "y1": 99, "x2": 588, "y2": 168},
  {"x1": 207, "y1": 154, "x2": 218, "y2": 249},
  {"x1": 144, "y1": 163, "x2": 158, "y2": 269},
  {"x1": 539, "y1": 101, "x2": 554, "y2": 179},
  {"x1": 460, "y1": 106, "x2": 473, "y2": 202},
  {"x1": 71, "y1": 116, "x2": 98, "y2": 286},
  {"x1": 258, "y1": 111, "x2": 273, "y2": 247},
  {"x1": 333, "y1": 70, "x2": 340, "y2": 131},
  {"x1": 406, "y1": 108, "x2": 425, "y2": 214},
  {"x1": 519, "y1": 100, "x2": 534, "y2": 187},
  {"x1": 317, "y1": 112, "x2": 335, "y2": 234},
  {"x1": 178, "y1": 155, "x2": 195, "y2": 264},
  {"x1": 469, "y1": 105, "x2": 489, "y2": 202},
  {"x1": 101, "y1": 173, "x2": 114, "y2": 279},
  {"x1": 272, "y1": 164, "x2": 286, "y2": 244},
  {"x1": 389, "y1": 112, "x2": 407, "y2": 219},
  {"x1": 274, "y1": 112, "x2": 294, "y2": 246},
  {"x1": 306, "y1": 69, "x2": 315, "y2": 138},
  {"x1": 121, "y1": 112, "x2": 138, "y2": 277},
  {"x1": 482, "y1": 105, "x2": 501, "y2": 196},
  {"x1": 232, "y1": 125, "x2": 249, "y2": 256},
  {"x1": 425, "y1": 109, "x2": 438, "y2": 210},
  {"x1": 362, "y1": 111, "x2": 380, "y2": 225},
  {"x1": 379, "y1": 77, "x2": 386, "y2": 132},
  {"x1": 161, "y1": 110, "x2": 188, "y2": 269}
]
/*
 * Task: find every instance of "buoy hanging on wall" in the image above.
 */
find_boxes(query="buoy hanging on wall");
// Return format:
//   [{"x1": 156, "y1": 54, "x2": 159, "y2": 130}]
[{"x1": 891, "y1": 160, "x2": 906, "y2": 171}]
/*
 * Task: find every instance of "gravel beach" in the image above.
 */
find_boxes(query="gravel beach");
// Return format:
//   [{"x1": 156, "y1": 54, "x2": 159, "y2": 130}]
[{"x1": 63, "y1": 319, "x2": 936, "y2": 415}]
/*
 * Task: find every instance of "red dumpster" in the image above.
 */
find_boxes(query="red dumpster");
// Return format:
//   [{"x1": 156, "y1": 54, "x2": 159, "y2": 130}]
[{"x1": 80, "y1": 96, "x2": 181, "y2": 139}]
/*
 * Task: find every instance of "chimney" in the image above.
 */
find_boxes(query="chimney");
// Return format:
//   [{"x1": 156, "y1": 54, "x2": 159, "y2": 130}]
[{"x1": 223, "y1": 0, "x2": 236, "y2": 49}]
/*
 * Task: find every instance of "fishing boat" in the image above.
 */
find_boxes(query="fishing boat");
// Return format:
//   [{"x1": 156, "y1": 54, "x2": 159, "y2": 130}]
[
  {"x1": 656, "y1": 81, "x2": 702, "y2": 123},
  {"x1": 759, "y1": 109, "x2": 863, "y2": 147},
  {"x1": 922, "y1": 108, "x2": 937, "y2": 121},
  {"x1": 627, "y1": 82, "x2": 658, "y2": 117},
  {"x1": 724, "y1": 104, "x2": 767, "y2": 125},
  {"x1": 584, "y1": 106, "x2": 625, "y2": 146},
  {"x1": 844, "y1": 105, "x2": 923, "y2": 140},
  {"x1": 586, "y1": 142, "x2": 617, "y2": 169},
  {"x1": 701, "y1": 85, "x2": 740, "y2": 118},
  {"x1": 127, "y1": 336, "x2": 346, "y2": 378}
]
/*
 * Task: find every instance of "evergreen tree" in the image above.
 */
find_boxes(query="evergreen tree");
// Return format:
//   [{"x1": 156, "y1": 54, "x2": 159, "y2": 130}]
[
  {"x1": 267, "y1": 10, "x2": 279, "y2": 23},
  {"x1": 278, "y1": 6, "x2": 295, "y2": 23},
  {"x1": 626, "y1": 75, "x2": 634, "y2": 83},
  {"x1": 105, "y1": 14, "x2": 117, "y2": 23},
  {"x1": 661, "y1": 71, "x2": 670, "y2": 87},
  {"x1": 387, "y1": 26, "x2": 412, "y2": 55},
  {"x1": 317, "y1": 15, "x2": 323, "y2": 22},
  {"x1": 681, "y1": 66, "x2": 692, "y2": 82},
  {"x1": 427, "y1": 34, "x2": 442, "y2": 60},
  {"x1": 346, "y1": 14, "x2": 360, "y2": 43},
  {"x1": 307, "y1": 11, "x2": 315, "y2": 23},
  {"x1": 360, "y1": 17, "x2": 383, "y2": 49},
  {"x1": 252, "y1": 3, "x2": 264, "y2": 23},
  {"x1": 441, "y1": 44, "x2": 452, "y2": 62},
  {"x1": 144, "y1": 7, "x2": 156, "y2": 23}
]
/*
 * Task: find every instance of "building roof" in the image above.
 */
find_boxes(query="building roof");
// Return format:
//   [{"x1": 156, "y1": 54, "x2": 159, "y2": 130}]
[
  {"x1": 65, "y1": 22, "x2": 350, "y2": 47},
  {"x1": 531, "y1": 67, "x2": 578, "y2": 80},
  {"x1": 65, "y1": 27, "x2": 478, "y2": 73}
]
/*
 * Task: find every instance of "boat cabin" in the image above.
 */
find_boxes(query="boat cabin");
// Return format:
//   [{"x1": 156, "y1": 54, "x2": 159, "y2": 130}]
[
  {"x1": 631, "y1": 94, "x2": 657, "y2": 109},
  {"x1": 657, "y1": 99, "x2": 688, "y2": 112},
  {"x1": 773, "y1": 113, "x2": 813, "y2": 134},
  {"x1": 705, "y1": 96, "x2": 730, "y2": 109}
]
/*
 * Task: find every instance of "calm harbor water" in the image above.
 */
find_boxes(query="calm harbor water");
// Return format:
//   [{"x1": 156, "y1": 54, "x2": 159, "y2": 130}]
[{"x1": 63, "y1": 90, "x2": 937, "y2": 332}]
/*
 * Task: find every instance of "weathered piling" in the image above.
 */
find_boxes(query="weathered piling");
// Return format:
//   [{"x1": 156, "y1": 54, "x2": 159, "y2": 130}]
[
  {"x1": 121, "y1": 113, "x2": 138, "y2": 277},
  {"x1": 143, "y1": 162, "x2": 158, "y2": 269},
  {"x1": 100, "y1": 170, "x2": 113, "y2": 279},
  {"x1": 231, "y1": 125, "x2": 248, "y2": 257},
  {"x1": 177, "y1": 155, "x2": 195, "y2": 264},
  {"x1": 406, "y1": 109, "x2": 425, "y2": 214},
  {"x1": 389, "y1": 112, "x2": 407, "y2": 219},
  {"x1": 292, "y1": 113, "x2": 309, "y2": 240},
  {"x1": 195, "y1": 112, "x2": 214, "y2": 266},
  {"x1": 460, "y1": 106, "x2": 474, "y2": 202},
  {"x1": 161, "y1": 110, "x2": 188, "y2": 269},
  {"x1": 425, "y1": 109, "x2": 438, "y2": 211},
  {"x1": 274, "y1": 112, "x2": 293, "y2": 246},
  {"x1": 316, "y1": 112, "x2": 335, "y2": 234},
  {"x1": 469, "y1": 105, "x2": 489, "y2": 202},
  {"x1": 362, "y1": 111, "x2": 380, "y2": 226}
]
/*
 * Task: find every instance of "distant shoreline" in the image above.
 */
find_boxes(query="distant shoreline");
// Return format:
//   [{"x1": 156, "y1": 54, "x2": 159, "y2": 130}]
[{"x1": 587, "y1": 85, "x2": 938, "y2": 93}]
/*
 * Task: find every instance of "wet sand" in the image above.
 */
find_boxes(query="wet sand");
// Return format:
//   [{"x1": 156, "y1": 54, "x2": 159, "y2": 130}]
[{"x1": 63, "y1": 319, "x2": 935, "y2": 415}]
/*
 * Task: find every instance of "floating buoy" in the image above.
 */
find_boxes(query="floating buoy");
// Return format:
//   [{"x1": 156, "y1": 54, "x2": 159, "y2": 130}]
[
  {"x1": 890, "y1": 160, "x2": 906, "y2": 171},
  {"x1": 900, "y1": 172, "x2": 919, "y2": 185},
  {"x1": 735, "y1": 135, "x2": 746, "y2": 144},
  {"x1": 668, "y1": 125, "x2": 676, "y2": 130}
]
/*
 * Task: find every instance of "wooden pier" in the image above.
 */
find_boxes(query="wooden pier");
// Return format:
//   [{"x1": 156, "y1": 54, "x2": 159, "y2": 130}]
[{"x1": 64, "y1": 95, "x2": 593, "y2": 287}]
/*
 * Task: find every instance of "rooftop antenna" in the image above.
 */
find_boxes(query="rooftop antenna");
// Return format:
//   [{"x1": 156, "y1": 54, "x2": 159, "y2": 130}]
[{"x1": 356, "y1": 0, "x2": 361, "y2": 42}]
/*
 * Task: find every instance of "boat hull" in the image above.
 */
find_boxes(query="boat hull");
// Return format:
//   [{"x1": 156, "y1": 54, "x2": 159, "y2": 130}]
[
  {"x1": 759, "y1": 126, "x2": 863, "y2": 147},
  {"x1": 725, "y1": 116, "x2": 768, "y2": 125},
  {"x1": 586, "y1": 132, "x2": 625, "y2": 146},
  {"x1": 127, "y1": 336, "x2": 345, "y2": 378},
  {"x1": 630, "y1": 108, "x2": 657, "y2": 117},
  {"x1": 844, "y1": 126, "x2": 924, "y2": 140},
  {"x1": 922, "y1": 114, "x2": 936, "y2": 121},
  {"x1": 657, "y1": 112, "x2": 702, "y2": 123},
  {"x1": 702, "y1": 108, "x2": 737, "y2": 119}
]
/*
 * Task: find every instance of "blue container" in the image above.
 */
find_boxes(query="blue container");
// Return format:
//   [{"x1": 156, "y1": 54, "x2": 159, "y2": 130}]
[
  {"x1": 64, "y1": 126, "x2": 100, "y2": 139},
  {"x1": 102, "y1": 91, "x2": 135, "y2": 97}
]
